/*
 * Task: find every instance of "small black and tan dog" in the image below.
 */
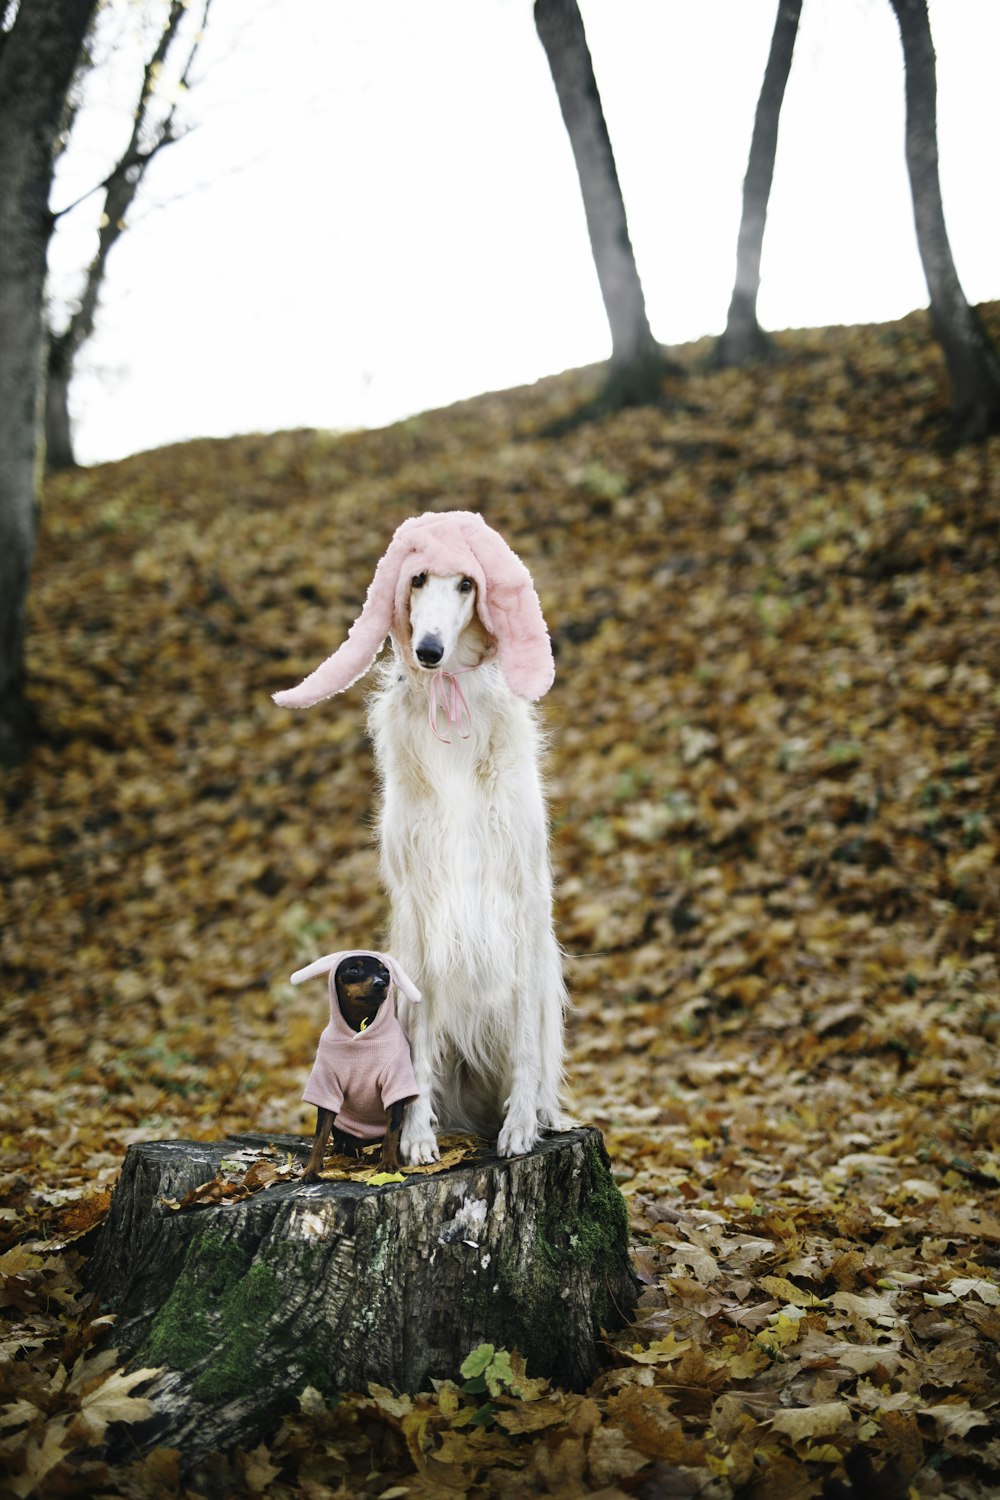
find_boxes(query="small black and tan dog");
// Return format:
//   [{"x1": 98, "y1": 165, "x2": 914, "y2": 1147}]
[{"x1": 302, "y1": 954, "x2": 412, "y2": 1181}]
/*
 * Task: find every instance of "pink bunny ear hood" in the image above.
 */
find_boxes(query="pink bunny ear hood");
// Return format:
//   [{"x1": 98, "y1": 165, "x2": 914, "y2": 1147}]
[
  {"x1": 290, "y1": 949, "x2": 422, "y2": 1008},
  {"x1": 273, "y1": 510, "x2": 554, "y2": 707}
]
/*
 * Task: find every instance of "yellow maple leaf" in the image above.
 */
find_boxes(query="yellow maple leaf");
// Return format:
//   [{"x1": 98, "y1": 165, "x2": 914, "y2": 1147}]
[
  {"x1": 626, "y1": 1333, "x2": 692, "y2": 1364},
  {"x1": 758, "y1": 1275, "x2": 825, "y2": 1308}
]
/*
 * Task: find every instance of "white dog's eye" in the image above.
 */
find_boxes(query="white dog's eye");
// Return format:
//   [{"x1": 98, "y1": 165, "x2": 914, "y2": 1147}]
[
  {"x1": 412, "y1": 573, "x2": 427, "y2": 589},
  {"x1": 458, "y1": 577, "x2": 474, "y2": 594}
]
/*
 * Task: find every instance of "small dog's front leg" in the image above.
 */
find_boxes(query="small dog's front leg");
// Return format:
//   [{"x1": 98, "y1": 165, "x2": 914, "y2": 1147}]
[
  {"x1": 303, "y1": 1106, "x2": 335, "y2": 1181},
  {"x1": 378, "y1": 1099, "x2": 406, "y2": 1172}
]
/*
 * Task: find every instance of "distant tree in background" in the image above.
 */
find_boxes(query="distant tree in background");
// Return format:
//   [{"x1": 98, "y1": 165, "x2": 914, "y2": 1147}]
[
  {"x1": 715, "y1": 0, "x2": 802, "y2": 369},
  {"x1": 888, "y1": 0, "x2": 1000, "y2": 441},
  {"x1": 45, "y1": 0, "x2": 212, "y2": 472},
  {"x1": 0, "y1": 0, "x2": 99, "y2": 765},
  {"x1": 533, "y1": 0, "x2": 663, "y2": 405}
]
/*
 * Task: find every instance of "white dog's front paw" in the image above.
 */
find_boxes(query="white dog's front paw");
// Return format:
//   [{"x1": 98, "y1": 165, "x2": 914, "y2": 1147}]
[
  {"x1": 401, "y1": 1126, "x2": 439, "y2": 1165},
  {"x1": 497, "y1": 1114, "x2": 539, "y2": 1158}
]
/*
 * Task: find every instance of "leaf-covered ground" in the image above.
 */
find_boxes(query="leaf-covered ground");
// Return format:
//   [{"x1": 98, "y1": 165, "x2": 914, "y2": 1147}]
[{"x1": 2, "y1": 306, "x2": 999, "y2": 1498}]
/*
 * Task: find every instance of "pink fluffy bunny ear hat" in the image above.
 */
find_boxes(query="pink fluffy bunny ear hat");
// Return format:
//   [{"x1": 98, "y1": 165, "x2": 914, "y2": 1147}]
[{"x1": 273, "y1": 510, "x2": 555, "y2": 708}]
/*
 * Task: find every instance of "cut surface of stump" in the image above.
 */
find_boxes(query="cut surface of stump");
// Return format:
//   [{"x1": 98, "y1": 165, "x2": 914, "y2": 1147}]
[{"x1": 86, "y1": 1125, "x2": 636, "y2": 1467}]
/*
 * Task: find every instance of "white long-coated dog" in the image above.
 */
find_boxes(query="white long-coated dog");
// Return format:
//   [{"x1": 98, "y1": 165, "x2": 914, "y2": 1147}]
[{"x1": 274, "y1": 511, "x2": 566, "y2": 1162}]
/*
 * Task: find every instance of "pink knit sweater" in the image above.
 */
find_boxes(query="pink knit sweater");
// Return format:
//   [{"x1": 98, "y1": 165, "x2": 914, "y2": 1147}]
[{"x1": 302, "y1": 987, "x2": 418, "y2": 1140}]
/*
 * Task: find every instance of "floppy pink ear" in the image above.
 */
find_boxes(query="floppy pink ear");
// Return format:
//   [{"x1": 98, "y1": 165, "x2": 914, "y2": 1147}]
[
  {"x1": 289, "y1": 951, "x2": 352, "y2": 986},
  {"x1": 473, "y1": 524, "x2": 555, "y2": 701},
  {"x1": 273, "y1": 539, "x2": 404, "y2": 709},
  {"x1": 379, "y1": 953, "x2": 422, "y2": 1005}
]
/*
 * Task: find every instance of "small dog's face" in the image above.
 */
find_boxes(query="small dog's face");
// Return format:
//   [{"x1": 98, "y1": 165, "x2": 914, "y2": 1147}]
[
  {"x1": 408, "y1": 572, "x2": 480, "y2": 672},
  {"x1": 335, "y1": 955, "x2": 391, "y2": 1032}
]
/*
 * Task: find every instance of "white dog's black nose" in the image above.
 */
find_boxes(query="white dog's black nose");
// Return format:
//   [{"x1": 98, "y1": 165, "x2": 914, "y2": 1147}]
[{"x1": 416, "y1": 637, "x2": 443, "y2": 667}]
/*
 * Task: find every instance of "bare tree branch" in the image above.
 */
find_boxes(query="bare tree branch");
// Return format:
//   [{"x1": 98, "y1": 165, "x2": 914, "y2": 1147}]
[{"x1": 44, "y1": 0, "x2": 213, "y2": 469}]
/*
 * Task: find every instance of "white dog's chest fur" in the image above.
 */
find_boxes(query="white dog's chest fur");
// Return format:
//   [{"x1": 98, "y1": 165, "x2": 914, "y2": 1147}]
[
  {"x1": 367, "y1": 653, "x2": 564, "y2": 1146},
  {"x1": 371, "y1": 661, "x2": 546, "y2": 991}
]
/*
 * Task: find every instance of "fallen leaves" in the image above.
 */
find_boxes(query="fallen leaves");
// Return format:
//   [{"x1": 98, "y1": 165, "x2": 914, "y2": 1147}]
[
  {"x1": 2, "y1": 305, "x2": 1000, "y2": 1495},
  {"x1": 159, "y1": 1143, "x2": 299, "y2": 1210},
  {"x1": 316, "y1": 1133, "x2": 482, "y2": 1183},
  {"x1": 0, "y1": 1347, "x2": 161, "y2": 1498}
]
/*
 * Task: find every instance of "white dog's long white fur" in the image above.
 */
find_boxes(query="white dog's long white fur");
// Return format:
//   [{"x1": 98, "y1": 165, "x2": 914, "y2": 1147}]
[{"x1": 369, "y1": 573, "x2": 565, "y2": 1162}]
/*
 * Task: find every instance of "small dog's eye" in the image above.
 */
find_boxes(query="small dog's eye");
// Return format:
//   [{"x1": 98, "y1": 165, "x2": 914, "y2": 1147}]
[
  {"x1": 412, "y1": 573, "x2": 426, "y2": 589},
  {"x1": 458, "y1": 577, "x2": 474, "y2": 594}
]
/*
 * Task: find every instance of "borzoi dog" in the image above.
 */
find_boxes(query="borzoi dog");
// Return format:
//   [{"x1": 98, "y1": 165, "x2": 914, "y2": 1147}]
[{"x1": 275, "y1": 511, "x2": 565, "y2": 1162}]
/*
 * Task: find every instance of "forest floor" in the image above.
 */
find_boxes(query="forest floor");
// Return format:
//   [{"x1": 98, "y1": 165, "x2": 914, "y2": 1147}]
[{"x1": 2, "y1": 306, "x2": 999, "y2": 1499}]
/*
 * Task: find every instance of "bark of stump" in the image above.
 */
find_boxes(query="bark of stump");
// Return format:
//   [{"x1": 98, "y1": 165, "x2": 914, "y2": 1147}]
[{"x1": 86, "y1": 1125, "x2": 636, "y2": 1468}]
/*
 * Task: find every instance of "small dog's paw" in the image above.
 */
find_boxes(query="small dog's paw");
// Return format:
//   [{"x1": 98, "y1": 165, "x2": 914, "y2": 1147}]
[
  {"x1": 497, "y1": 1116, "x2": 538, "y2": 1158},
  {"x1": 402, "y1": 1131, "x2": 440, "y2": 1166}
]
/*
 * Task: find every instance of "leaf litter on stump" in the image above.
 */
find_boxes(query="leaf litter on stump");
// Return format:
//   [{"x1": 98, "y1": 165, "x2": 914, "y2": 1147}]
[{"x1": 1, "y1": 305, "x2": 999, "y2": 1496}]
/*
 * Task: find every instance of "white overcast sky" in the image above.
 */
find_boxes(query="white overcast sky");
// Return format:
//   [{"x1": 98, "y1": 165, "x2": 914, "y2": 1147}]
[{"x1": 47, "y1": 0, "x2": 1000, "y2": 466}]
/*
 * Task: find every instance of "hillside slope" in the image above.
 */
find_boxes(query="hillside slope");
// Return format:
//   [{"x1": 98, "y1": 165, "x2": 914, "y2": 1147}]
[{"x1": 1, "y1": 307, "x2": 999, "y2": 1497}]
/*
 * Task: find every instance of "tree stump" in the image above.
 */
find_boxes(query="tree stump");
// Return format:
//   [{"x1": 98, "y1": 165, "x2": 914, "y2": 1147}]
[{"x1": 86, "y1": 1126, "x2": 637, "y2": 1468}]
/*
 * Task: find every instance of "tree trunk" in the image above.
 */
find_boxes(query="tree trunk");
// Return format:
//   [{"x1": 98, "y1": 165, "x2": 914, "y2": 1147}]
[
  {"x1": 41, "y1": 0, "x2": 206, "y2": 477},
  {"x1": 44, "y1": 333, "x2": 77, "y2": 472},
  {"x1": 715, "y1": 0, "x2": 802, "y2": 369},
  {"x1": 534, "y1": 0, "x2": 662, "y2": 403},
  {"x1": 888, "y1": 0, "x2": 1000, "y2": 441},
  {"x1": 85, "y1": 1126, "x2": 637, "y2": 1474},
  {"x1": 0, "y1": 0, "x2": 99, "y2": 764}
]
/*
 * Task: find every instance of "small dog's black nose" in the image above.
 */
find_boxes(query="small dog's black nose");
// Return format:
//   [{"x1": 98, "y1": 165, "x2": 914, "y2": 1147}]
[{"x1": 416, "y1": 636, "x2": 443, "y2": 668}]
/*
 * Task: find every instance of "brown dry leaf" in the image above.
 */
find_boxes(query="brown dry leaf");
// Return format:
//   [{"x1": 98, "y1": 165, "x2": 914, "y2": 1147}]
[
  {"x1": 769, "y1": 1401, "x2": 853, "y2": 1442},
  {"x1": 879, "y1": 1409, "x2": 925, "y2": 1474},
  {"x1": 109, "y1": 1446, "x2": 183, "y2": 1499},
  {"x1": 493, "y1": 1400, "x2": 566, "y2": 1436},
  {"x1": 242, "y1": 1159, "x2": 281, "y2": 1191},
  {"x1": 239, "y1": 1441, "x2": 284, "y2": 1493},
  {"x1": 508, "y1": 1348, "x2": 550, "y2": 1401},
  {"x1": 797, "y1": 1330, "x2": 904, "y2": 1374},
  {"x1": 585, "y1": 1422, "x2": 648, "y2": 1487},
  {"x1": 605, "y1": 1386, "x2": 701, "y2": 1464},
  {"x1": 171, "y1": 1175, "x2": 243, "y2": 1210},
  {"x1": 920, "y1": 1402, "x2": 994, "y2": 1439},
  {"x1": 54, "y1": 1189, "x2": 113, "y2": 1242},
  {"x1": 4, "y1": 1419, "x2": 77, "y2": 1500},
  {"x1": 367, "y1": 1382, "x2": 414, "y2": 1419},
  {"x1": 70, "y1": 1361, "x2": 163, "y2": 1443}
]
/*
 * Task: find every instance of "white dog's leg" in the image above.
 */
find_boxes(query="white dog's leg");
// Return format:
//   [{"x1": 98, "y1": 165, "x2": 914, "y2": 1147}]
[
  {"x1": 536, "y1": 934, "x2": 567, "y2": 1130},
  {"x1": 497, "y1": 1079, "x2": 540, "y2": 1156},
  {"x1": 399, "y1": 998, "x2": 440, "y2": 1165},
  {"x1": 497, "y1": 981, "x2": 542, "y2": 1157}
]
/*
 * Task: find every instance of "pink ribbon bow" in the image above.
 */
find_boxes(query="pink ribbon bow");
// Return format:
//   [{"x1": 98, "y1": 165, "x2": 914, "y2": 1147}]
[{"x1": 427, "y1": 669, "x2": 473, "y2": 744}]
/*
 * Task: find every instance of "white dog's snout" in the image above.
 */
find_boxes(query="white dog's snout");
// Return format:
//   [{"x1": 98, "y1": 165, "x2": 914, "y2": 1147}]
[{"x1": 409, "y1": 574, "x2": 478, "y2": 672}]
